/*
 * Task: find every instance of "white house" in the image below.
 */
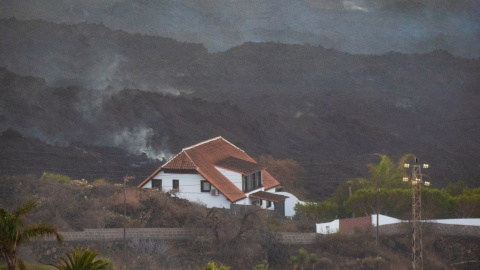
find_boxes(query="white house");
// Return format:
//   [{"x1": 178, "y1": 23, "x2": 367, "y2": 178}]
[
  {"x1": 316, "y1": 215, "x2": 480, "y2": 234},
  {"x1": 138, "y1": 136, "x2": 289, "y2": 215}
]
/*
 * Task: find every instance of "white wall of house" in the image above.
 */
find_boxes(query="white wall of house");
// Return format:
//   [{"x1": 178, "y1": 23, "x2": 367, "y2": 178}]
[
  {"x1": 215, "y1": 166, "x2": 269, "y2": 208},
  {"x1": 214, "y1": 166, "x2": 243, "y2": 190},
  {"x1": 371, "y1": 214, "x2": 401, "y2": 226},
  {"x1": 142, "y1": 169, "x2": 284, "y2": 212},
  {"x1": 141, "y1": 171, "x2": 231, "y2": 209},
  {"x1": 274, "y1": 191, "x2": 303, "y2": 217},
  {"x1": 316, "y1": 219, "x2": 340, "y2": 234}
]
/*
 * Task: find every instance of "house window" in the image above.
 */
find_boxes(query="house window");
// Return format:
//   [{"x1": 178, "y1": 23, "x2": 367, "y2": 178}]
[
  {"x1": 266, "y1": 200, "x2": 272, "y2": 208},
  {"x1": 201, "y1": 180, "x2": 211, "y2": 192},
  {"x1": 242, "y1": 171, "x2": 262, "y2": 192},
  {"x1": 172, "y1": 179, "x2": 179, "y2": 190},
  {"x1": 152, "y1": 179, "x2": 162, "y2": 191}
]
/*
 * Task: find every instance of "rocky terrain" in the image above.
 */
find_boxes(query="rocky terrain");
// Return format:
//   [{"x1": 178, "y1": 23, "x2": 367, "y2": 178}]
[{"x1": 1, "y1": 18, "x2": 479, "y2": 199}]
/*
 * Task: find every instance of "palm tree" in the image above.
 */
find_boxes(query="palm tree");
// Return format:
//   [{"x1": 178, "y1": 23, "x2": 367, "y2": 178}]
[
  {"x1": 296, "y1": 248, "x2": 307, "y2": 270},
  {"x1": 49, "y1": 249, "x2": 112, "y2": 270},
  {"x1": 308, "y1": 253, "x2": 319, "y2": 270},
  {"x1": 0, "y1": 201, "x2": 63, "y2": 270}
]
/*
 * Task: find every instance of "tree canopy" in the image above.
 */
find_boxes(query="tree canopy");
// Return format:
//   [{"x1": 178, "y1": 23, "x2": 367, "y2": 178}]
[
  {"x1": 0, "y1": 201, "x2": 63, "y2": 270},
  {"x1": 296, "y1": 154, "x2": 480, "y2": 220}
]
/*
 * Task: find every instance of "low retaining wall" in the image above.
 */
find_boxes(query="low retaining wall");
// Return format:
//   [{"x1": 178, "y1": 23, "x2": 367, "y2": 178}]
[
  {"x1": 43, "y1": 228, "x2": 319, "y2": 245},
  {"x1": 43, "y1": 228, "x2": 214, "y2": 242},
  {"x1": 277, "y1": 232, "x2": 318, "y2": 245},
  {"x1": 378, "y1": 222, "x2": 480, "y2": 237},
  {"x1": 42, "y1": 222, "x2": 479, "y2": 244}
]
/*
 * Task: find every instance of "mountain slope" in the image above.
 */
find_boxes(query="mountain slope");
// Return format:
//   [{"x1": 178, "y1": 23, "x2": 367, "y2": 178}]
[{"x1": 1, "y1": 19, "x2": 479, "y2": 199}]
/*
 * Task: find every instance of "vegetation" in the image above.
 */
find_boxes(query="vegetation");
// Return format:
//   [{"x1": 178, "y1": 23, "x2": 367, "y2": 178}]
[
  {"x1": 196, "y1": 261, "x2": 231, "y2": 270},
  {"x1": 289, "y1": 248, "x2": 308, "y2": 270},
  {"x1": 49, "y1": 249, "x2": 112, "y2": 270},
  {"x1": 294, "y1": 201, "x2": 338, "y2": 223},
  {"x1": 40, "y1": 172, "x2": 71, "y2": 184},
  {"x1": 307, "y1": 253, "x2": 319, "y2": 270},
  {"x1": 296, "y1": 154, "x2": 480, "y2": 221},
  {"x1": 0, "y1": 201, "x2": 63, "y2": 270},
  {"x1": 1, "y1": 154, "x2": 479, "y2": 269}
]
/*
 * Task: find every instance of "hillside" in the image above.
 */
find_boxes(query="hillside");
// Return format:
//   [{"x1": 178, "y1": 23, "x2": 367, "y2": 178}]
[{"x1": 1, "y1": 19, "x2": 479, "y2": 199}]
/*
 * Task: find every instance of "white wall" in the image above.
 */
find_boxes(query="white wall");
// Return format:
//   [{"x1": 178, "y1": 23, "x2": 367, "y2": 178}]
[
  {"x1": 142, "y1": 171, "x2": 231, "y2": 209},
  {"x1": 371, "y1": 214, "x2": 401, "y2": 226},
  {"x1": 316, "y1": 219, "x2": 340, "y2": 234},
  {"x1": 214, "y1": 166, "x2": 243, "y2": 191},
  {"x1": 274, "y1": 191, "x2": 304, "y2": 217},
  {"x1": 426, "y1": 218, "x2": 480, "y2": 226},
  {"x1": 215, "y1": 166, "x2": 268, "y2": 207}
]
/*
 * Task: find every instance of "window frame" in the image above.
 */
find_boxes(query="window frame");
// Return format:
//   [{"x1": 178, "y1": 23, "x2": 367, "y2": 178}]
[
  {"x1": 172, "y1": 179, "x2": 179, "y2": 190},
  {"x1": 201, "y1": 180, "x2": 211, "y2": 192},
  {"x1": 242, "y1": 171, "x2": 263, "y2": 192},
  {"x1": 266, "y1": 200, "x2": 272, "y2": 208},
  {"x1": 152, "y1": 179, "x2": 162, "y2": 191}
]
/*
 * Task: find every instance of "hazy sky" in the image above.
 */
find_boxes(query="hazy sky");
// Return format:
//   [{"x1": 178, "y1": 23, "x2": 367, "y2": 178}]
[{"x1": 1, "y1": 0, "x2": 479, "y2": 57}]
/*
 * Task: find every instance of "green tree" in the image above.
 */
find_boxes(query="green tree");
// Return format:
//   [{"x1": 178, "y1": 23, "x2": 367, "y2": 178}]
[
  {"x1": 294, "y1": 201, "x2": 338, "y2": 222},
  {"x1": 289, "y1": 255, "x2": 299, "y2": 270},
  {"x1": 307, "y1": 253, "x2": 319, "y2": 270},
  {"x1": 445, "y1": 180, "x2": 468, "y2": 196},
  {"x1": 49, "y1": 249, "x2": 112, "y2": 270},
  {"x1": 0, "y1": 201, "x2": 63, "y2": 270},
  {"x1": 196, "y1": 261, "x2": 231, "y2": 270},
  {"x1": 253, "y1": 263, "x2": 268, "y2": 270},
  {"x1": 344, "y1": 188, "x2": 377, "y2": 216},
  {"x1": 368, "y1": 154, "x2": 415, "y2": 188},
  {"x1": 422, "y1": 188, "x2": 453, "y2": 219},
  {"x1": 290, "y1": 248, "x2": 307, "y2": 270},
  {"x1": 381, "y1": 188, "x2": 411, "y2": 219},
  {"x1": 331, "y1": 154, "x2": 416, "y2": 217},
  {"x1": 452, "y1": 191, "x2": 480, "y2": 218}
]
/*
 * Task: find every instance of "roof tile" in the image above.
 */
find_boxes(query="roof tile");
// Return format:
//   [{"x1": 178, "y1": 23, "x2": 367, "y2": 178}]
[{"x1": 139, "y1": 137, "x2": 281, "y2": 202}]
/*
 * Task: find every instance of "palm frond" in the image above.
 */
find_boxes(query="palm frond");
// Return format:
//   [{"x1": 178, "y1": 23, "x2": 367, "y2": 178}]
[
  {"x1": 50, "y1": 249, "x2": 110, "y2": 270},
  {"x1": 12, "y1": 201, "x2": 37, "y2": 220},
  {"x1": 20, "y1": 223, "x2": 63, "y2": 245}
]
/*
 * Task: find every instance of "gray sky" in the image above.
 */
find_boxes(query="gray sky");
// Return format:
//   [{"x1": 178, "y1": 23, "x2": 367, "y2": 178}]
[{"x1": 1, "y1": 0, "x2": 479, "y2": 57}]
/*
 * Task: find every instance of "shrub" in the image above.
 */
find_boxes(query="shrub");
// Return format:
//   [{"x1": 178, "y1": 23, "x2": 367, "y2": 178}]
[
  {"x1": 360, "y1": 256, "x2": 386, "y2": 269},
  {"x1": 40, "y1": 172, "x2": 71, "y2": 184},
  {"x1": 196, "y1": 261, "x2": 231, "y2": 270}
]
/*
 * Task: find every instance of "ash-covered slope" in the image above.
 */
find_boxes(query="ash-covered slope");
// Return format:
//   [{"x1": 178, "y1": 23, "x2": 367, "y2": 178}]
[{"x1": 1, "y1": 19, "x2": 479, "y2": 198}]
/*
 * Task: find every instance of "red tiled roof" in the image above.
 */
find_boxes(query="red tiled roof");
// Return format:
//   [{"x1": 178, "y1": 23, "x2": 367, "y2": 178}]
[
  {"x1": 262, "y1": 170, "x2": 280, "y2": 190},
  {"x1": 138, "y1": 137, "x2": 281, "y2": 202},
  {"x1": 214, "y1": 156, "x2": 265, "y2": 175},
  {"x1": 163, "y1": 151, "x2": 197, "y2": 170},
  {"x1": 249, "y1": 191, "x2": 289, "y2": 203}
]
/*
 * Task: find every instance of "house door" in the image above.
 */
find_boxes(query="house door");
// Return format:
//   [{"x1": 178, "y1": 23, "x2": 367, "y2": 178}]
[{"x1": 274, "y1": 201, "x2": 285, "y2": 216}]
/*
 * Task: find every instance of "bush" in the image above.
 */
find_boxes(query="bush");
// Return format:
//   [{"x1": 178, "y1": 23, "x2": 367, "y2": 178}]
[
  {"x1": 360, "y1": 256, "x2": 386, "y2": 269},
  {"x1": 40, "y1": 172, "x2": 71, "y2": 184}
]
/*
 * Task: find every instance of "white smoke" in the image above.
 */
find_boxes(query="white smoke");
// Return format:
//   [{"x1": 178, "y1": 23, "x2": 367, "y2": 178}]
[
  {"x1": 113, "y1": 127, "x2": 170, "y2": 160},
  {"x1": 343, "y1": 1, "x2": 368, "y2": 12},
  {"x1": 86, "y1": 54, "x2": 125, "y2": 90}
]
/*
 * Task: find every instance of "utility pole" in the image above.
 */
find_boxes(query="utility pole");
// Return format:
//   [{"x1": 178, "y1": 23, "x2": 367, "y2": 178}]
[
  {"x1": 403, "y1": 159, "x2": 430, "y2": 270},
  {"x1": 376, "y1": 187, "x2": 380, "y2": 258},
  {"x1": 123, "y1": 175, "x2": 134, "y2": 269}
]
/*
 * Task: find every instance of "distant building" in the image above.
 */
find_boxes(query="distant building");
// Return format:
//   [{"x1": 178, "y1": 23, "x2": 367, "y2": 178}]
[
  {"x1": 316, "y1": 215, "x2": 480, "y2": 234},
  {"x1": 138, "y1": 136, "x2": 291, "y2": 215}
]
